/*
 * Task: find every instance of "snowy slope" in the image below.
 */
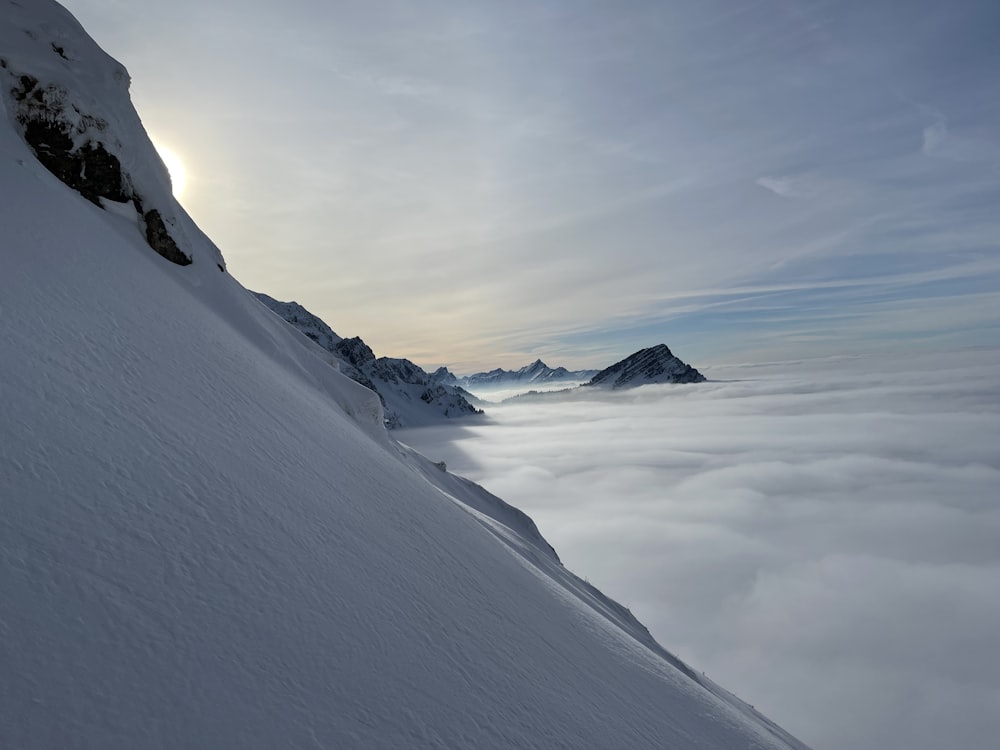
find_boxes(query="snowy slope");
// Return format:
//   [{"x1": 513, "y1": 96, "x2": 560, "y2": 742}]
[
  {"x1": 0, "y1": 3, "x2": 808, "y2": 749},
  {"x1": 586, "y1": 343, "x2": 706, "y2": 388},
  {"x1": 253, "y1": 293, "x2": 481, "y2": 428}
]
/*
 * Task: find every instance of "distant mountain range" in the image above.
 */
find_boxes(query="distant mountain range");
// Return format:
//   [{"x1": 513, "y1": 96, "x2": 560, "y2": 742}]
[
  {"x1": 255, "y1": 295, "x2": 704, "y2": 421},
  {"x1": 447, "y1": 346, "x2": 705, "y2": 396},
  {"x1": 433, "y1": 360, "x2": 598, "y2": 390}
]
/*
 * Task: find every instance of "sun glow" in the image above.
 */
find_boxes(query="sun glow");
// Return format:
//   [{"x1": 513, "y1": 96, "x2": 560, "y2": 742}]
[{"x1": 152, "y1": 140, "x2": 188, "y2": 199}]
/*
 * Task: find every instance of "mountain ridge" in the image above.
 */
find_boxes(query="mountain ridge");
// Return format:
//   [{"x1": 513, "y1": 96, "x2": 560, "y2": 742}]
[
  {"x1": 253, "y1": 293, "x2": 481, "y2": 428},
  {"x1": 451, "y1": 359, "x2": 599, "y2": 390}
]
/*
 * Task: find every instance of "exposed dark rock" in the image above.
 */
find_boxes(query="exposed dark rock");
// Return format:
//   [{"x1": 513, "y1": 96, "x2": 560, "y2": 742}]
[
  {"x1": 8, "y1": 71, "x2": 193, "y2": 266},
  {"x1": 14, "y1": 75, "x2": 126, "y2": 204},
  {"x1": 142, "y1": 209, "x2": 191, "y2": 266},
  {"x1": 22, "y1": 118, "x2": 128, "y2": 205},
  {"x1": 430, "y1": 366, "x2": 458, "y2": 385},
  {"x1": 334, "y1": 336, "x2": 377, "y2": 368},
  {"x1": 586, "y1": 344, "x2": 705, "y2": 389}
]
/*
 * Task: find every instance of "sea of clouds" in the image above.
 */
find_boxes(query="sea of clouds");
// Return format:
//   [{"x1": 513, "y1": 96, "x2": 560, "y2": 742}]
[{"x1": 399, "y1": 348, "x2": 1000, "y2": 750}]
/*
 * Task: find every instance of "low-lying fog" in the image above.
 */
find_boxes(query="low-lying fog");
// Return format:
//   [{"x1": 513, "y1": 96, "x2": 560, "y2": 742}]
[{"x1": 399, "y1": 349, "x2": 1000, "y2": 750}]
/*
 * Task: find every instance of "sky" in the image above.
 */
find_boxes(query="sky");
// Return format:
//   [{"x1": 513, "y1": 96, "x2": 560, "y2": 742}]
[
  {"x1": 58, "y1": 0, "x2": 1000, "y2": 372},
  {"x1": 398, "y1": 349, "x2": 1000, "y2": 750}
]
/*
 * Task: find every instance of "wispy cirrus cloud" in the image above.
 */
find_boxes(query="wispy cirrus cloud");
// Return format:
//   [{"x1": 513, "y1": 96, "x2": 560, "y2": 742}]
[{"x1": 755, "y1": 175, "x2": 799, "y2": 197}]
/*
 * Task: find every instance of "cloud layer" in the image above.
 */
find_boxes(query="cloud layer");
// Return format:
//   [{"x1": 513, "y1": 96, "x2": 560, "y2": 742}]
[{"x1": 399, "y1": 349, "x2": 1000, "y2": 750}]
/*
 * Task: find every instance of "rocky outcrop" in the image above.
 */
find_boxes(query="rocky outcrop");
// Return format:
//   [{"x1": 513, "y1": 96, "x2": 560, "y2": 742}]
[
  {"x1": 334, "y1": 336, "x2": 377, "y2": 369},
  {"x1": 2, "y1": 29, "x2": 194, "y2": 266},
  {"x1": 142, "y1": 208, "x2": 191, "y2": 266},
  {"x1": 585, "y1": 344, "x2": 705, "y2": 389}
]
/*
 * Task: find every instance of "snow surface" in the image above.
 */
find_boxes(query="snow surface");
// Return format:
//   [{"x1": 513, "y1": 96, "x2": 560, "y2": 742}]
[{"x1": 0, "y1": 3, "x2": 809, "y2": 748}]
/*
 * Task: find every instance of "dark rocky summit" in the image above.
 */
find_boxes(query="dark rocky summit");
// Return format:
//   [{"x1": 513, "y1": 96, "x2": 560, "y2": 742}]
[
  {"x1": 585, "y1": 344, "x2": 705, "y2": 389},
  {"x1": 334, "y1": 336, "x2": 377, "y2": 369}
]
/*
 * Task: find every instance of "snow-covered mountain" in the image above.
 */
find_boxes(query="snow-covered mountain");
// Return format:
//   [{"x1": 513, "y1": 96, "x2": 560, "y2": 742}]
[
  {"x1": 456, "y1": 359, "x2": 599, "y2": 389},
  {"x1": 253, "y1": 292, "x2": 342, "y2": 352},
  {"x1": 586, "y1": 344, "x2": 706, "y2": 388},
  {"x1": 253, "y1": 293, "x2": 480, "y2": 428},
  {"x1": 0, "y1": 3, "x2": 807, "y2": 749}
]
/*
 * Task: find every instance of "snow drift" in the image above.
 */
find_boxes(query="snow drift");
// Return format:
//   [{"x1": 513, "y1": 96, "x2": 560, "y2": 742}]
[{"x1": 0, "y1": 2, "x2": 808, "y2": 748}]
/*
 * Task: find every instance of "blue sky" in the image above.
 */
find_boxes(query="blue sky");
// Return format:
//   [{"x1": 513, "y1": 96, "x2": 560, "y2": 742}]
[{"x1": 62, "y1": 0, "x2": 1000, "y2": 370}]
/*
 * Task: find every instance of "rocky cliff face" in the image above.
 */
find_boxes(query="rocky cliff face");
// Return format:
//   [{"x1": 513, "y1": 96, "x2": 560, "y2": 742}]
[
  {"x1": 586, "y1": 344, "x2": 705, "y2": 388},
  {"x1": 0, "y1": 9, "x2": 222, "y2": 270},
  {"x1": 253, "y1": 292, "x2": 481, "y2": 428}
]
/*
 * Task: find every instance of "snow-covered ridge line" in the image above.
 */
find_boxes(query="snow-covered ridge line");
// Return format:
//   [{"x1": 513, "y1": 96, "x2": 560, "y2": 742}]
[{"x1": 253, "y1": 292, "x2": 482, "y2": 428}]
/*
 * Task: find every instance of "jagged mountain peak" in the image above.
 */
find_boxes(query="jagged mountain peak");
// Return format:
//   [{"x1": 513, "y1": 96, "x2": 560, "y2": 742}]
[
  {"x1": 430, "y1": 366, "x2": 458, "y2": 385},
  {"x1": 461, "y1": 359, "x2": 599, "y2": 389},
  {"x1": 586, "y1": 344, "x2": 705, "y2": 389}
]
